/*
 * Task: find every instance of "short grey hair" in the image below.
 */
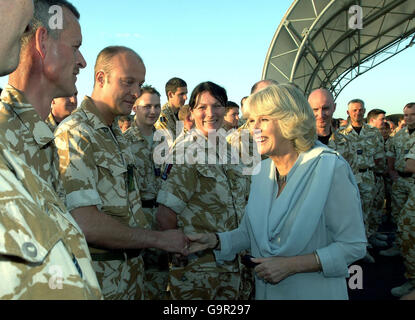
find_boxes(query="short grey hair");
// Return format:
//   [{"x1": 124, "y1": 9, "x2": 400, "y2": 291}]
[{"x1": 22, "y1": 0, "x2": 80, "y2": 46}]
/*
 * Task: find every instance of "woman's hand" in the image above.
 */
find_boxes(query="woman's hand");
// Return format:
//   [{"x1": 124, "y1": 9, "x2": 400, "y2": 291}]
[
  {"x1": 251, "y1": 257, "x2": 296, "y2": 285},
  {"x1": 187, "y1": 233, "x2": 218, "y2": 254}
]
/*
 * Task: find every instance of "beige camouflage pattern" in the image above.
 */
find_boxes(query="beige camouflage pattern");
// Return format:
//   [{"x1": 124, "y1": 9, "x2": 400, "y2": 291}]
[
  {"x1": 54, "y1": 96, "x2": 150, "y2": 300},
  {"x1": 397, "y1": 183, "x2": 415, "y2": 283},
  {"x1": 0, "y1": 136, "x2": 102, "y2": 300},
  {"x1": 157, "y1": 130, "x2": 250, "y2": 299},
  {"x1": 124, "y1": 122, "x2": 169, "y2": 299},
  {"x1": 154, "y1": 103, "x2": 182, "y2": 147},
  {"x1": 0, "y1": 85, "x2": 60, "y2": 190},
  {"x1": 45, "y1": 112, "x2": 58, "y2": 132},
  {"x1": 93, "y1": 256, "x2": 145, "y2": 300},
  {"x1": 168, "y1": 269, "x2": 240, "y2": 300},
  {"x1": 327, "y1": 127, "x2": 358, "y2": 175},
  {"x1": 339, "y1": 123, "x2": 385, "y2": 238},
  {"x1": 124, "y1": 122, "x2": 162, "y2": 215},
  {"x1": 386, "y1": 128, "x2": 415, "y2": 223}
]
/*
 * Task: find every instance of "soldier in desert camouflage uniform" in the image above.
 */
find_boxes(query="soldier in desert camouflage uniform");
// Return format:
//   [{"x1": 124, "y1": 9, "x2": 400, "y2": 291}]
[
  {"x1": 339, "y1": 100, "x2": 385, "y2": 246},
  {"x1": 308, "y1": 88, "x2": 356, "y2": 172},
  {"x1": 157, "y1": 82, "x2": 250, "y2": 300},
  {"x1": 124, "y1": 85, "x2": 169, "y2": 300},
  {"x1": 0, "y1": 0, "x2": 101, "y2": 300},
  {"x1": 0, "y1": 136, "x2": 103, "y2": 300},
  {"x1": 54, "y1": 46, "x2": 189, "y2": 300},
  {"x1": 387, "y1": 103, "x2": 415, "y2": 297},
  {"x1": 367, "y1": 109, "x2": 389, "y2": 237},
  {"x1": 0, "y1": 0, "x2": 86, "y2": 193},
  {"x1": 45, "y1": 93, "x2": 78, "y2": 132},
  {"x1": 154, "y1": 77, "x2": 188, "y2": 147}
]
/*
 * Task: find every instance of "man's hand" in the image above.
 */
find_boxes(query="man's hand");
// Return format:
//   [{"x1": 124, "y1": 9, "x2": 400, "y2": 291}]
[
  {"x1": 187, "y1": 233, "x2": 217, "y2": 254},
  {"x1": 158, "y1": 229, "x2": 190, "y2": 255},
  {"x1": 251, "y1": 257, "x2": 296, "y2": 285}
]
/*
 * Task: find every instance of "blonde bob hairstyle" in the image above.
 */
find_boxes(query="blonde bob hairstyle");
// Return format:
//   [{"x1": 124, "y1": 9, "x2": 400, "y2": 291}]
[{"x1": 244, "y1": 83, "x2": 317, "y2": 153}]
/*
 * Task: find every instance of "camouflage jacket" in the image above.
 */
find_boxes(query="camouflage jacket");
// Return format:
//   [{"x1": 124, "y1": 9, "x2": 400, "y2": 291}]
[
  {"x1": 123, "y1": 122, "x2": 162, "y2": 201},
  {"x1": 326, "y1": 127, "x2": 357, "y2": 172},
  {"x1": 157, "y1": 130, "x2": 250, "y2": 272},
  {"x1": 54, "y1": 96, "x2": 149, "y2": 254},
  {"x1": 339, "y1": 123, "x2": 385, "y2": 173},
  {"x1": 0, "y1": 135, "x2": 102, "y2": 300},
  {"x1": 45, "y1": 112, "x2": 58, "y2": 132},
  {"x1": 0, "y1": 85, "x2": 60, "y2": 189},
  {"x1": 154, "y1": 103, "x2": 181, "y2": 147},
  {"x1": 386, "y1": 127, "x2": 415, "y2": 172}
]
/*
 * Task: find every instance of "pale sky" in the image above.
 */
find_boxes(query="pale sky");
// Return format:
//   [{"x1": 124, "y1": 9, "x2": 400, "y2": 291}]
[{"x1": 1, "y1": 0, "x2": 414, "y2": 118}]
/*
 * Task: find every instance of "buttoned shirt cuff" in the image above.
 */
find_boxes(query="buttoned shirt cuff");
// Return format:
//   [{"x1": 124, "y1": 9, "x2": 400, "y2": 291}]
[
  {"x1": 405, "y1": 153, "x2": 415, "y2": 160},
  {"x1": 66, "y1": 189, "x2": 102, "y2": 212},
  {"x1": 156, "y1": 190, "x2": 187, "y2": 214}
]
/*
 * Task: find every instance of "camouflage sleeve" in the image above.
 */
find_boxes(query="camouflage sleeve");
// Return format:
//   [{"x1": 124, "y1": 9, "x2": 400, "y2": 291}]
[
  {"x1": 54, "y1": 127, "x2": 102, "y2": 212},
  {"x1": 374, "y1": 130, "x2": 385, "y2": 160},
  {"x1": 385, "y1": 136, "x2": 395, "y2": 158},
  {"x1": 156, "y1": 164, "x2": 197, "y2": 214},
  {"x1": 405, "y1": 144, "x2": 415, "y2": 160},
  {"x1": 0, "y1": 151, "x2": 101, "y2": 300}
]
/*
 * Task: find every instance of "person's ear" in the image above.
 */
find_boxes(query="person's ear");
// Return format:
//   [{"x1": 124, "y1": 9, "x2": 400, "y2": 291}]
[
  {"x1": 34, "y1": 27, "x2": 49, "y2": 59},
  {"x1": 95, "y1": 71, "x2": 106, "y2": 88}
]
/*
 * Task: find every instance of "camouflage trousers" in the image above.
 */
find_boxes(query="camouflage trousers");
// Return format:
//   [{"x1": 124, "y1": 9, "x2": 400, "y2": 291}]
[
  {"x1": 357, "y1": 171, "x2": 376, "y2": 238},
  {"x1": 398, "y1": 187, "x2": 415, "y2": 282},
  {"x1": 371, "y1": 175, "x2": 386, "y2": 230},
  {"x1": 238, "y1": 263, "x2": 254, "y2": 300},
  {"x1": 391, "y1": 177, "x2": 413, "y2": 228},
  {"x1": 142, "y1": 248, "x2": 169, "y2": 300},
  {"x1": 168, "y1": 269, "x2": 241, "y2": 300},
  {"x1": 92, "y1": 255, "x2": 144, "y2": 300}
]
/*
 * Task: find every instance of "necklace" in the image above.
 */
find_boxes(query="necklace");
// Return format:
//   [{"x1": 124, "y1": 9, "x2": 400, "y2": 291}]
[{"x1": 276, "y1": 169, "x2": 287, "y2": 189}]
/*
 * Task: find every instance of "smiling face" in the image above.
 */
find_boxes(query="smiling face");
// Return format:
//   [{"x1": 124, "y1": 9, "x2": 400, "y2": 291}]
[
  {"x1": 191, "y1": 91, "x2": 226, "y2": 137},
  {"x1": 0, "y1": 0, "x2": 34, "y2": 76},
  {"x1": 249, "y1": 115, "x2": 288, "y2": 157},
  {"x1": 133, "y1": 92, "x2": 161, "y2": 128},
  {"x1": 99, "y1": 51, "x2": 146, "y2": 118},
  {"x1": 347, "y1": 102, "x2": 365, "y2": 126}
]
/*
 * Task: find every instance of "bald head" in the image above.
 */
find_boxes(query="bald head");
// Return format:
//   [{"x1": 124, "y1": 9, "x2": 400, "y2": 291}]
[
  {"x1": 251, "y1": 79, "x2": 279, "y2": 94},
  {"x1": 94, "y1": 46, "x2": 143, "y2": 87},
  {"x1": 308, "y1": 88, "x2": 336, "y2": 134}
]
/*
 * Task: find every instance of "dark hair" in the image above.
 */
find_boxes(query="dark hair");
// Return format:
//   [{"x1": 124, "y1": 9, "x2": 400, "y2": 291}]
[
  {"x1": 165, "y1": 77, "x2": 187, "y2": 97},
  {"x1": 22, "y1": 0, "x2": 80, "y2": 46},
  {"x1": 367, "y1": 109, "x2": 386, "y2": 123},
  {"x1": 225, "y1": 101, "x2": 239, "y2": 114},
  {"x1": 404, "y1": 102, "x2": 415, "y2": 110},
  {"x1": 189, "y1": 81, "x2": 227, "y2": 110},
  {"x1": 250, "y1": 79, "x2": 279, "y2": 94},
  {"x1": 140, "y1": 85, "x2": 161, "y2": 97}
]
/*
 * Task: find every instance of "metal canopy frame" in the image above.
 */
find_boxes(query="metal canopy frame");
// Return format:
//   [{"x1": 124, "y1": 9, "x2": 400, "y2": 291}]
[{"x1": 262, "y1": 0, "x2": 415, "y2": 100}]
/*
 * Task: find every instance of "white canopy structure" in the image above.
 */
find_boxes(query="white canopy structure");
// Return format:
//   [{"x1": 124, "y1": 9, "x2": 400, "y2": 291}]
[{"x1": 262, "y1": 0, "x2": 415, "y2": 99}]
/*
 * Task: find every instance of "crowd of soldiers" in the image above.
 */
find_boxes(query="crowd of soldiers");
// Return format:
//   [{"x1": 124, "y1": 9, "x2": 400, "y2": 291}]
[{"x1": 0, "y1": 0, "x2": 414, "y2": 301}]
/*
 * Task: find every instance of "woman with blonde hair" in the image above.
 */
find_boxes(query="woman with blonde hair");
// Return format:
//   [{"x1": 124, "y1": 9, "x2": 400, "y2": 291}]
[{"x1": 189, "y1": 84, "x2": 367, "y2": 300}]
